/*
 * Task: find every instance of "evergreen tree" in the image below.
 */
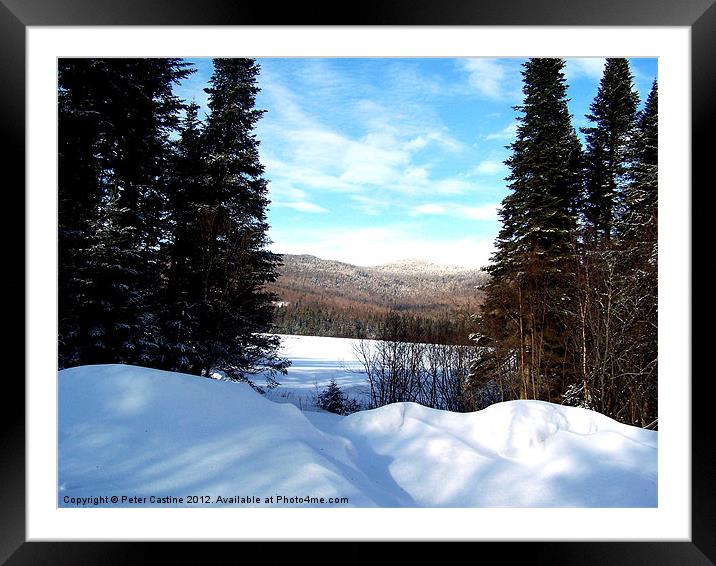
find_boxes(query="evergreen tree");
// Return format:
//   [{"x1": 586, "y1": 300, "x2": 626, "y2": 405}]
[
  {"x1": 561, "y1": 75, "x2": 656, "y2": 426},
  {"x1": 467, "y1": 58, "x2": 657, "y2": 426},
  {"x1": 475, "y1": 58, "x2": 582, "y2": 401},
  {"x1": 59, "y1": 58, "x2": 288, "y2": 382},
  {"x1": 581, "y1": 58, "x2": 640, "y2": 241},
  {"x1": 620, "y1": 80, "x2": 658, "y2": 244},
  {"x1": 490, "y1": 59, "x2": 581, "y2": 279},
  {"x1": 161, "y1": 101, "x2": 207, "y2": 372},
  {"x1": 194, "y1": 58, "x2": 288, "y2": 381},
  {"x1": 618, "y1": 79, "x2": 658, "y2": 424},
  {"x1": 58, "y1": 59, "x2": 191, "y2": 368},
  {"x1": 316, "y1": 379, "x2": 359, "y2": 415}
]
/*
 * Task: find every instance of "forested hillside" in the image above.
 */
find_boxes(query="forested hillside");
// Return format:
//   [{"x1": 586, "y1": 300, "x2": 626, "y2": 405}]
[{"x1": 268, "y1": 254, "x2": 487, "y2": 342}]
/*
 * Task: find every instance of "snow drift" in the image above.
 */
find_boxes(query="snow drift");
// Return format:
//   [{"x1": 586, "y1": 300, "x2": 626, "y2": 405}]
[{"x1": 59, "y1": 364, "x2": 657, "y2": 507}]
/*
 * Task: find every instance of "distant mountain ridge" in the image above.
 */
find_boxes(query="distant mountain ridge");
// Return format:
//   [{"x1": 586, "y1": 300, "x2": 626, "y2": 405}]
[
  {"x1": 269, "y1": 254, "x2": 488, "y2": 313},
  {"x1": 369, "y1": 258, "x2": 483, "y2": 276}
]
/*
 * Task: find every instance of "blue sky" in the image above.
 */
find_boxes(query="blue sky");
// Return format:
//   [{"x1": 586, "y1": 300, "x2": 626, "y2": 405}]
[{"x1": 174, "y1": 57, "x2": 657, "y2": 267}]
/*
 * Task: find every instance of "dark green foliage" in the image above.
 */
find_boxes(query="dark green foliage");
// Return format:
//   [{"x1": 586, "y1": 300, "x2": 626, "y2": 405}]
[
  {"x1": 620, "y1": 79, "x2": 658, "y2": 243},
  {"x1": 316, "y1": 379, "x2": 360, "y2": 415},
  {"x1": 581, "y1": 58, "x2": 640, "y2": 241},
  {"x1": 191, "y1": 58, "x2": 288, "y2": 381},
  {"x1": 490, "y1": 58, "x2": 581, "y2": 280},
  {"x1": 478, "y1": 58, "x2": 582, "y2": 402},
  {"x1": 58, "y1": 58, "x2": 191, "y2": 367},
  {"x1": 58, "y1": 58, "x2": 289, "y2": 383},
  {"x1": 161, "y1": 102, "x2": 206, "y2": 373},
  {"x1": 613, "y1": 79, "x2": 658, "y2": 422},
  {"x1": 470, "y1": 59, "x2": 657, "y2": 427},
  {"x1": 273, "y1": 302, "x2": 474, "y2": 345}
]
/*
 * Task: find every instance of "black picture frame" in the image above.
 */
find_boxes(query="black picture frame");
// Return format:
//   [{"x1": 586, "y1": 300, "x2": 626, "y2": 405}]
[{"x1": 5, "y1": 0, "x2": 710, "y2": 562}]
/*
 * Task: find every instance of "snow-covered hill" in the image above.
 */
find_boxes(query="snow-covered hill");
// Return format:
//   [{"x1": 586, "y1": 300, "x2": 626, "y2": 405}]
[
  {"x1": 59, "y1": 356, "x2": 657, "y2": 508},
  {"x1": 374, "y1": 257, "x2": 485, "y2": 276},
  {"x1": 270, "y1": 253, "x2": 488, "y2": 310}
]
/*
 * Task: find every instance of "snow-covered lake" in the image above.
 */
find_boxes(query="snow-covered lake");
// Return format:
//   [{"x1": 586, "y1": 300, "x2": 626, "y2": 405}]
[
  {"x1": 58, "y1": 335, "x2": 657, "y2": 508},
  {"x1": 257, "y1": 334, "x2": 369, "y2": 409}
]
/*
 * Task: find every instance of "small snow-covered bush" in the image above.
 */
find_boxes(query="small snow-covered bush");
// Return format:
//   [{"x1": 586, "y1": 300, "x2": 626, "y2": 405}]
[{"x1": 316, "y1": 379, "x2": 360, "y2": 415}]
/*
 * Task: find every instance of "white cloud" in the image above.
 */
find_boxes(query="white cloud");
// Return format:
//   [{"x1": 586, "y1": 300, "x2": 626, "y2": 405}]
[
  {"x1": 274, "y1": 201, "x2": 329, "y2": 214},
  {"x1": 270, "y1": 225, "x2": 495, "y2": 268},
  {"x1": 417, "y1": 131, "x2": 464, "y2": 152},
  {"x1": 472, "y1": 160, "x2": 505, "y2": 175},
  {"x1": 256, "y1": 64, "x2": 475, "y2": 201},
  {"x1": 267, "y1": 182, "x2": 308, "y2": 201},
  {"x1": 430, "y1": 179, "x2": 475, "y2": 195},
  {"x1": 462, "y1": 59, "x2": 507, "y2": 99},
  {"x1": 565, "y1": 58, "x2": 606, "y2": 81},
  {"x1": 414, "y1": 203, "x2": 447, "y2": 215},
  {"x1": 485, "y1": 122, "x2": 518, "y2": 141},
  {"x1": 350, "y1": 194, "x2": 391, "y2": 215},
  {"x1": 405, "y1": 131, "x2": 463, "y2": 154},
  {"x1": 404, "y1": 167, "x2": 429, "y2": 182},
  {"x1": 411, "y1": 202, "x2": 499, "y2": 222},
  {"x1": 459, "y1": 204, "x2": 500, "y2": 221},
  {"x1": 339, "y1": 133, "x2": 411, "y2": 186},
  {"x1": 405, "y1": 136, "x2": 428, "y2": 151}
]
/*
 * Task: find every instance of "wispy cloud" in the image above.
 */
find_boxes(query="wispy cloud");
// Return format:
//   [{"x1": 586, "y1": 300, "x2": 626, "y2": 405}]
[
  {"x1": 414, "y1": 203, "x2": 447, "y2": 215},
  {"x1": 412, "y1": 202, "x2": 500, "y2": 222},
  {"x1": 175, "y1": 56, "x2": 654, "y2": 267},
  {"x1": 405, "y1": 131, "x2": 463, "y2": 153},
  {"x1": 459, "y1": 204, "x2": 500, "y2": 221},
  {"x1": 485, "y1": 122, "x2": 517, "y2": 141},
  {"x1": 350, "y1": 194, "x2": 391, "y2": 215},
  {"x1": 256, "y1": 65, "x2": 476, "y2": 200},
  {"x1": 274, "y1": 201, "x2": 329, "y2": 214},
  {"x1": 270, "y1": 224, "x2": 496, "y2": 268},
  {"x1": 565, "y1": 58, "x2": 606, "y2": 81},
  {"x1": 461, "y1": 59, "x2": 507, "y2": 99},
  {"x1": 460, "y1": 58, "x2": 523, "y2": 102},
  {"x1": 472, "y1": 159, "x2": 506, "y2": 175}
]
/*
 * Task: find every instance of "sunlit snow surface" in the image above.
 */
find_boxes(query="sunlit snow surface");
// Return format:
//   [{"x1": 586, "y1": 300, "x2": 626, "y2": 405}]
[
  {"x1": 257, "y1": 334, "x2": 369, "y2": 409},
  {"x1": 58, "y1": 335, "x2": 657, "y2": 508}
]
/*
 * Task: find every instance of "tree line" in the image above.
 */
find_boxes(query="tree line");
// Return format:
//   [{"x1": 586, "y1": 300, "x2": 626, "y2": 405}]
[
  {"x1": 58, "y1": 58, "x2": 288, "y2": 384},
  {"x1": 273, "y1": 300, "x2": 475, "y2": 345},
  {"x1": 469, "y1": 58, "x2": 658, "y2": 428}
]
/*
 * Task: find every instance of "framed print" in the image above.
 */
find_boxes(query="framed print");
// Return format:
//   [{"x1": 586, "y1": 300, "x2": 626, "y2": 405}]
[{"x1": 6, "y1": 0, "x2": 712, "y2": 562}]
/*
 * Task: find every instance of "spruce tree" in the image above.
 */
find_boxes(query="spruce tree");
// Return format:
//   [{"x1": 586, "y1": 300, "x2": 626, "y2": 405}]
[
  {"x1": 58, "y1": 59, "x2": 191, "y2": 368},
  {"x1": 161, "y1": 101, "x2": 206, "y2": 372},
  {"x1": 317, "y1": 379, "x2": 346, "y2": 414},
  {"x1": 564, "y1": 71, "x2": 655, "y2": 425},
  {"x1": 617, "y1": 79, "x2": 658, "y2": 424},
  {"x1": 490, "y1": 59, "x2": 581, "y2": 278},
  {"x1": 196, "y1": 58, "x2": 288, "y2": 381},
  {"x1": 621, "y1": 80, "x2": 658, "y2": 244},
  {"x1": 475, "y1": 58, "x2": 582, "y2": 401},
  {"x1": 581, "y1": 58, "x2": 640, "y2": 241},
  {"x1": 317, "y1": 379, "x2": 359, "y2": 414}
]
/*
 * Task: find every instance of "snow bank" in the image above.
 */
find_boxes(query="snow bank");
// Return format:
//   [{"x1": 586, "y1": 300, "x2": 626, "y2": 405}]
[
  {"x1": 336, "y1": 400, "x2": 657, "y2": 507},
  {"x1": 59, "y1": 364, "x2": 657, "y2": 508},
  {"x1": 59, "y1": 364, "x2": 381, "y2": 507}
]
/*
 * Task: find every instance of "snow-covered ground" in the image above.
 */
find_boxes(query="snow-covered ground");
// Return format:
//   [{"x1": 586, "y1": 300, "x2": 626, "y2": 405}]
[
  {"x1": 58, "y1": 335, "x2": 657, "y2": 508},
  {"x1": 256, "y1": 334, "x2": 369, "y2": 409}
]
